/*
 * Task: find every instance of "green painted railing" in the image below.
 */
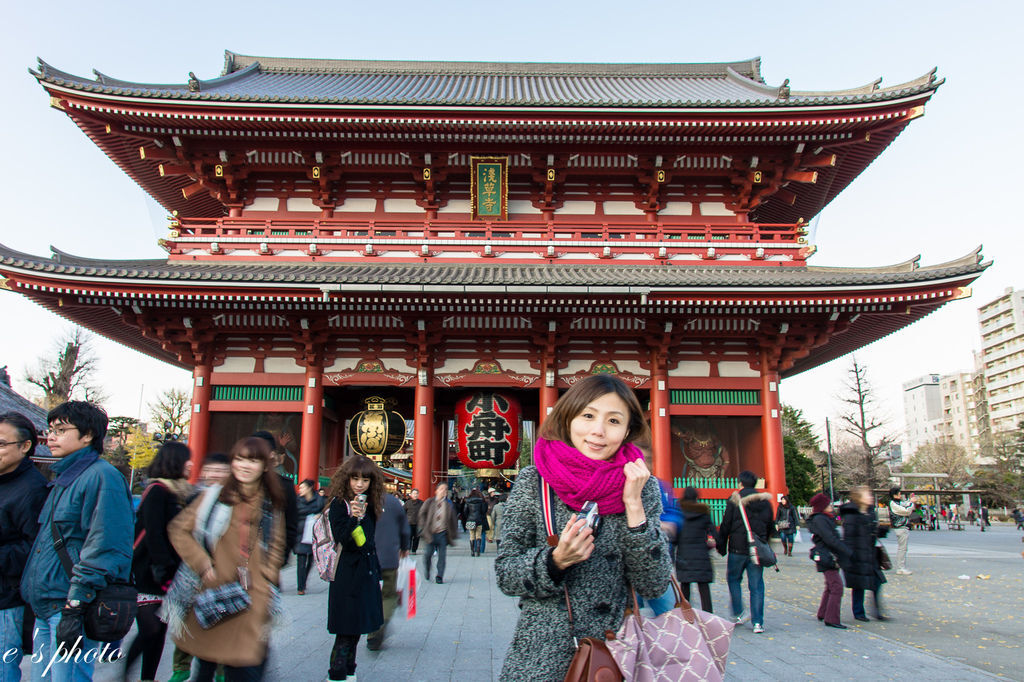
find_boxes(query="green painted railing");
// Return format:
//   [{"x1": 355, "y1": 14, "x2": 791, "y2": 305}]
[
  {"x1": 670, "y1": 389, "x2": 759, "y2": 405},
  {"x1": 706, "y1": 498, "x2": 729, "y2": 525},
  {"x1": 212, "y1": 385, "x2": 303, "y2": 401},
  {"x1": 673, "y1": 477, "x2": 740, "y2": 490}
]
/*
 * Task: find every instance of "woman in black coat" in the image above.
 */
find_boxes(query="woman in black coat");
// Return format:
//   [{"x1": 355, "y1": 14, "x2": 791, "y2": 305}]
[
  {"x1": 324, "y1": 456, "x2": 385, "y2": 682},
  {"x1": 125, "y1": 442, "x2": 194, "y2": 682},
  {"x1": 675, "y1": 487, "x2": 717, "y2": 612},
  {"x1": 775, "y1": 495, "x2": 800, "y2": 557},
  {"x1": 807, "y1": 493, "x2": 852, "y2": 628},
  {"x1": 839, "y1": 486, "x2": 888, "y2": 622},
  {"x1": 295, "y1": 478, "x2": 326, "y2": 594}
]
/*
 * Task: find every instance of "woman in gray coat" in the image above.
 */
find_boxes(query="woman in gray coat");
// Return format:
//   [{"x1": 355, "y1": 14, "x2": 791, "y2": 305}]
[{"x1": 495, "y1": 375, "x2": 672, "y2": 681}]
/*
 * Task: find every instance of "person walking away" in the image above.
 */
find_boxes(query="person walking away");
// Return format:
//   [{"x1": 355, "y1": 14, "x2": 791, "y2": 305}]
[
  {"x1": 717, "y1": 470, "x2": 774, "y2": 634},
  {"x1": 490, "y1": 495, "x2": 506, "y2": 552},
  {"x1": 367, "y1": 492, "x2": 410, "y2": 651},
  {"x1": 807, "y1": 493, "x2": 852, "y2": 629},
  {"x1": 775, "y1": 495, "x2": 800, "y2": 557},
  {"x1": 495, "y1": 375, "x2": 671, "y2": 681},
  {"x1": 166, "y1": 437, "x2": 287, "y2": 681},
  {"x1": 294, "y1": 479, "x2": 325, "y2": 595},
  {"x1": 888, "y1": 486, "x2": 916, "y2": 575},
  {"x1": 418, "y1": 483, "x2": 457, "y2": 584},
  {"x1": 1013, "y1": 508, "x2": 1023, "y2": 531},
  {"x1": 403, "y1": 490, "x2": 423, "y2": 554},
  {"x1": 123, "y1": 442, "x2": 194, "y2": 682},
  {"x1": 840, "y1": 486, "x2": 888, "y2": 622},
  {"x1": 465, "y1": 490, "x2": 490, "y2": 556},
  {"x1": 323, "y1": 456, "x2": 385, "y2": 681},
  {"x1": 21, "y1": 401, "x2": 134, "y2": 682},
  {"x1": 0, "y1": 412, "x2": 48, "y2": 682},
  {"x1": 675, "y1": 486, "x2": 716, "y2": 613},
  {"x1": 980, "y1": 505, "x2": 990, "y2": 532}
]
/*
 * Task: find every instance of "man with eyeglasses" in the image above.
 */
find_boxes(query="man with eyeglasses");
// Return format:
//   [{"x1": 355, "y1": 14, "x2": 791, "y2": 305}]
[
  {"x1": 0, "y1": 412, "x2": 48, "y2": 681},
  {"x1": 20, "y1": 401, "x2": 133, "y2": 681}
]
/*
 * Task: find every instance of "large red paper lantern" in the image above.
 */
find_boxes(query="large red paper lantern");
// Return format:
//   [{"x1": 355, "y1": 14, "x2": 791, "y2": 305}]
[{"x1": 455, "y1": 391, "x2": 521, "y2": 469}]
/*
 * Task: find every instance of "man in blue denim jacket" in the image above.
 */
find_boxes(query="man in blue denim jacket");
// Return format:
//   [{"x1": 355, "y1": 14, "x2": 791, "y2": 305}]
[{"x1": 20, "y1": 401, "x2": 133, "y2": 681}]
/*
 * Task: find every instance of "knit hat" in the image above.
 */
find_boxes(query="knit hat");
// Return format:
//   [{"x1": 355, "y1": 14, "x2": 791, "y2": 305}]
[{"x1": 810, "y1": 493, "x2": 832, "y2": 514}]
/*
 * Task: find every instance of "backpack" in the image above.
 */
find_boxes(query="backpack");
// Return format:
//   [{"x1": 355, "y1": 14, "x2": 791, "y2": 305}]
[{"x1": 312, "y1": 502, "x2": 340, "y2": 581}]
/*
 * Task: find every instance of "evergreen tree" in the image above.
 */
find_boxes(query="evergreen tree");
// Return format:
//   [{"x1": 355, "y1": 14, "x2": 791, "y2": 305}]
[{"x1": 783, "y1": 435, "x2": 816, "y2": 506}]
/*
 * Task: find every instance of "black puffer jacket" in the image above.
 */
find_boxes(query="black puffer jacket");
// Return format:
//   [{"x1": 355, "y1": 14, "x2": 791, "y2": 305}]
[
  {"x1": 0, "y1": 458, "x2": 48, "y2": 609},
  {"x1": 806, "y1": 511, "x2": 851, "y2": 573},
  {"x1": 675, "y1": 501, "x2": 716, "y2": 583},
  {"x1": 466, "y1": 496, "x2": 490, "y2": 529},
  {"x1": 718, "y1": 489, "x2": 774, "y2": 556},
  {"x1": 839, "y1": 502, "x2": 886, "y2": 591}
]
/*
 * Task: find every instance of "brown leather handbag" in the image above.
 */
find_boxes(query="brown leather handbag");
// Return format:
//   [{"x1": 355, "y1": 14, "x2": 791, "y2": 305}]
[{"x1": 562, "y1": 586, "x2": 623, "y2": 682}]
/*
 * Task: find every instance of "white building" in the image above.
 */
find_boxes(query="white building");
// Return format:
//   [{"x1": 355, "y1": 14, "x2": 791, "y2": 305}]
[
  {"x1": 939, "y1": 372, "x2": 980, "y2": 458},
  {"x1": 977, "y1": 288, "x2": 1024, "y2": 435},
  {"x1": 901, "y1": 373, "x2": 943, "y2": 458}
]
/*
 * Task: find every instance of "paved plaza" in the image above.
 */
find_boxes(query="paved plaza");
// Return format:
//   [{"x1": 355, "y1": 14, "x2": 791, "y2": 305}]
[{"x1": 34, "y1": 524, "x2": 1021, "y2": 681}]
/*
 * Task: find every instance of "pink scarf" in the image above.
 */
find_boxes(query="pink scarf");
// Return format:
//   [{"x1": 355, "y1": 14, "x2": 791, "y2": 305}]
[{"x1": 533, "y1": 437, "x2": 644, "y2": 514}]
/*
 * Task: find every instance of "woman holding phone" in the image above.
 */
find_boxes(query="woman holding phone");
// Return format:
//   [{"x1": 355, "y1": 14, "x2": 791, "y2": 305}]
[
  {"x1": 323, "y1": 455, "x2": 385, "y2": 682},
  {"x1": 495, "y1": 375, "x2": 672, "y2": 681}
]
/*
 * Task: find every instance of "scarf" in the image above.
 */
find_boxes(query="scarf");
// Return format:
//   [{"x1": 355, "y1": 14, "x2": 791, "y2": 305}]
[{"x1": 533, "y1": 437, "x2": 644, "y2": 514}]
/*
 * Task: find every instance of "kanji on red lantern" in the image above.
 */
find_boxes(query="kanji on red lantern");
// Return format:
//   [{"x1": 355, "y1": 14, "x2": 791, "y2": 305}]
[{"x1": 455, "y1": 391, "x2": 521, "y2": 469}]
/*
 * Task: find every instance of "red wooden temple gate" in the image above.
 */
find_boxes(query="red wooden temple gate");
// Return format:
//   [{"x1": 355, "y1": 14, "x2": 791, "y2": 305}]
[{"x1": 0, "y1": 54, "x2": 986, "y2": 513}]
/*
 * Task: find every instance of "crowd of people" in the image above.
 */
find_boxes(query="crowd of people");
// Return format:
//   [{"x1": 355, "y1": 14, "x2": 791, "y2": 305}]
[{"x1": 2, "y1": 379, "x2": 1017, "y2": 682}]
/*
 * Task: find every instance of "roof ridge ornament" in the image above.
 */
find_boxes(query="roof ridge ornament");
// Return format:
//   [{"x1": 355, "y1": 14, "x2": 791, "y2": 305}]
[
  {"x1": 188, "y1": 72, "x2": 201, "y2": 92},
  {"x1": 778, "y1": 78, "x2": 790, "y2": 100}
]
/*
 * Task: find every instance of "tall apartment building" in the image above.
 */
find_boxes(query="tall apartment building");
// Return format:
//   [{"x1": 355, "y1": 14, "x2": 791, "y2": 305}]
[
  {"x1": 977, "y1": 288, "x2": 1024, "y2": 435},
  {"x1": 939, "y1": 372, "x2": 980, "y2": 457},
  {"x1": 902, "y1": 374, "x2": 944, "y2": 457}
]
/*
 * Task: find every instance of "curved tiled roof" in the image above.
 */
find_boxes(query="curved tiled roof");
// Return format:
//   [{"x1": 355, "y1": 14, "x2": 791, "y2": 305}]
[
  {"x1": 0, "y1": 244, "x2": 987, "y2": 291},
  {"x1": 31, "y1": 53, "x2": 941, "y2": 109}
]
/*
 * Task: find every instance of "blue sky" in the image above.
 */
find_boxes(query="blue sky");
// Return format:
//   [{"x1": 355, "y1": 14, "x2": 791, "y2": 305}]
[{"x1": 1, "y1": 1, "x2": 1021, "y2": 441}]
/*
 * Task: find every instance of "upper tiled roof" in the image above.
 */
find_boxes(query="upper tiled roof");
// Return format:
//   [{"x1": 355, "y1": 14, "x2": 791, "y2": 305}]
[
  {"x1": 0, "y1": 243, "x2": 987, "y2": 291},
  {"x1": 31, "y1": 52, "x2": 941, "y2": 109}
]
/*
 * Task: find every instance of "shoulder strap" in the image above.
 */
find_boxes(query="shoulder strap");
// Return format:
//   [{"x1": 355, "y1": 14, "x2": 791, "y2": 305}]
[
  {"x1": 537, "y1": 476, "x2": 559, "y2": 547},
  {"x1": 737, "y1": 493, "x2": 755, "y2": 542},
  {"x1": 48, "y1": 488, "x2": 75, "y2": 579}
]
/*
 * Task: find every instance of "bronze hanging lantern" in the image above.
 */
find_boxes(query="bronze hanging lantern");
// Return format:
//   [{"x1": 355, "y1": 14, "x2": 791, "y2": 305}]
[{"x1": 348, "y1": 396, "x2": 406, "y2": 462}]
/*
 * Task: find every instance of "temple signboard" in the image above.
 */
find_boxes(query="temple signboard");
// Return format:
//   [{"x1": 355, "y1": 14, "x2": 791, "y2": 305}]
[{"x1": 470, "y1": 156, "x2": 508, "y2": 220}]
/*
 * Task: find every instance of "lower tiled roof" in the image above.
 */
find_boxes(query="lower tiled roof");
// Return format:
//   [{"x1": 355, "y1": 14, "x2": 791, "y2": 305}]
[{"x1": 0, "y1": 245, "x2": 987, "y2": 291}]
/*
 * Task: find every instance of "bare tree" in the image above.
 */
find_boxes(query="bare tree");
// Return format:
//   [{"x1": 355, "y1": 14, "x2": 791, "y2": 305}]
[
  {"x1": 25, "y1": 328, "x2": 105, "y2": 408},
  {"x1": 904, "y1": 439, "x2": 972, "y2": 487},
  {"x1": 835, "y1": 357, "x2": 893, "y2": 490},
  {"x1": 149, "y1": 387, "x2": 191, "y2": 439}
]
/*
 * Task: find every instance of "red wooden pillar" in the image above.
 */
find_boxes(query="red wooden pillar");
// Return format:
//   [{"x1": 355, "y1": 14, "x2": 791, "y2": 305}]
[
  {"x1": 760, "y1": 349, "x2": 786, "y2": 505},
  {"x1": 187, "y1": 361, "x2": 213, "y2": 483},
  {"x1": 413, "y1": 378, "x2": 435, "y2": 498},
  {"x1": 539, "y1": 353, "x2": 558, "y2": 425},
  {"x1": 299, "y1": 363, "x2": 324, "y2": 485},
  {"x1": 649, "y1": 352, "x2": 672, "y2": 483},
  {"x1": 432, "y1": 418, "x2": 445, "y2": 486}
]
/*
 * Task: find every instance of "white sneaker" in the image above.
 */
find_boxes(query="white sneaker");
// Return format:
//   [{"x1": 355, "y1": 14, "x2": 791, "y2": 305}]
[
  {"x1": 732, "y1": 614, "x2": 746, "y2": 625},
  {"x1": 896, "y1": 569, "x2": 913, "y2": 575},
  {"x1": 753, "y1": 623, "x2": 765, "y2": 634}
]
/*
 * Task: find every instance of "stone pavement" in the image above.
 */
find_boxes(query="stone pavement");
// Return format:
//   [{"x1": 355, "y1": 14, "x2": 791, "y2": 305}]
[{"x1": 44, "y1": 526, "x2": 1018, "y2": 681}]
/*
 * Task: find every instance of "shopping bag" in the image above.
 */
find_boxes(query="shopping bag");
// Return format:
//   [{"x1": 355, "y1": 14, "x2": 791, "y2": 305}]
[{"x1": 401, "y1": 556, "x2": 417, "y2": 619}]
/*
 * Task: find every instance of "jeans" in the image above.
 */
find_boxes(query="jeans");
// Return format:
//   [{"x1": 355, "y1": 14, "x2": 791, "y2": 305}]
[
  {"x1": 424, "y1": 532, "x2": 448, "y2": 580},
  {"x1": 296, "y1": 553, "x2": 314, "y2": 592},
  {"x1": 1, "y1": 606, "x2": 24, "y2": 682},
  {"x1": 851, "y1": 585, "x2": 884, "y2": 619},
  {"x1": 893, "y1": 528, "x2": 910, "y2": 571},
  {"x1": 30, "y1": 610, "x2": 104, "y2": 682},
  {"x1": 726, "y1": 552, "x2": 765, "y2": 626},
  {"x1": 643, "y1": 584, "x2": 677, "y2": 617}
]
